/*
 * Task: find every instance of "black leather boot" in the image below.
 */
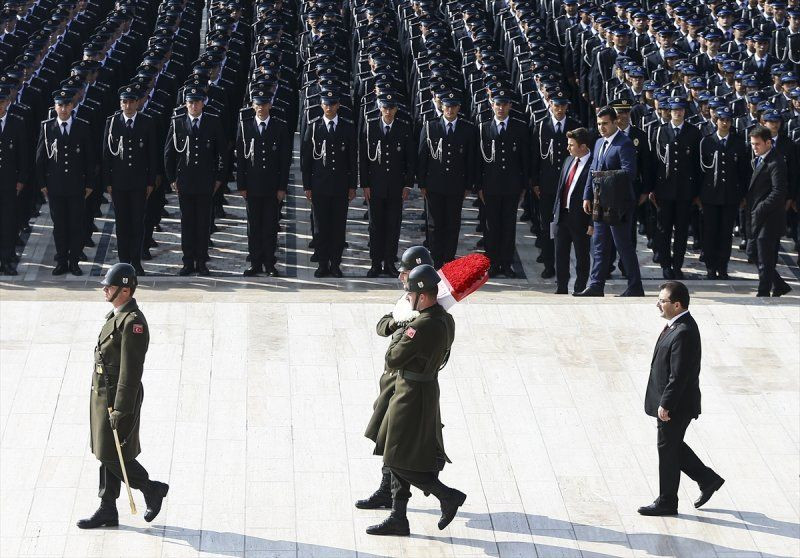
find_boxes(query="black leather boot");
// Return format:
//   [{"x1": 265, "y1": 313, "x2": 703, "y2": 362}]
[
  {"x1": 355, "y1": 472, "x2": 393, "y2": 509},
  {"x1": 366, "y1": 499, "x2": 410, "y2": 536},
  {"x1": 428, "y1": 481, "x2": 467, "y2": 530},
  {"x1": 77, "y1": 500, "x2": 118, "y2": 529},
  {"x1": 143, "y1": 481, "x2": 169, "y2": 522}
]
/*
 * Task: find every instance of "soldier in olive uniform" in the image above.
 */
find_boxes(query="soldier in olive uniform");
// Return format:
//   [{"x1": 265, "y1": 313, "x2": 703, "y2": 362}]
[
  {"x1": 359, "y1": 93, "x2": 416, "y2": 277},
  {"x1": 478, "y1": 92, "x2": 530, "y2": 278},
  {"x1": 236, "y1": 89, "x2": 292, "y2": 277},
  {"x1": 0, "y1": 89, "x2": 28, "y2": 276},
  {"x1": 301, "y1": 91, "x2": 357, "y2": 278},
  {"x1": 78, "y1": 263, "x2": 168, "y2": 529},
  {"x1": 359, "y1": 246, "x2": 435, "y2": 511},
  {"x1": 102, "y1": 86, "x2": 159, "y2": 276},
  {"x1": 698, "y1": 108, "x2": 751, "y2": 279},
  {"x1": 416, "y1": 92, "x2": 478, "y2": 268},
  {"x1": 164, "y1": 87, "x2": 228, "y2": 276},
  {"x1": 367, "y1": 265, "x2": 465, "y2": 537}
]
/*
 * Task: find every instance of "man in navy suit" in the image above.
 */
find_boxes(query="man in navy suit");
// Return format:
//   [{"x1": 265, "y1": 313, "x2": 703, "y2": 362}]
[
  {"x1": 575, "y1": 106, "x2": 645, "y2": 297},
  {"x1": 552, "y1": 127, "x2": 593, "y2": 295}
]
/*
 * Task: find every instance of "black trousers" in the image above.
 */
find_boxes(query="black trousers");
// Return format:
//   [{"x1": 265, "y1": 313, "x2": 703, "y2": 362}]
[
  {"x1": 484, "y1": 193, "x2": 518, "y2": 267},
  {"x1": 49, "y1": 194, "x2": 84, "y2": 265},
  {"x1": 112, "y1": 189, "x2": 147, "y2": 266},
  {"x1": 98, "y1": 459, "x2": 152, "y2": 502},
  {"x1": 426, "y1": 191, "x2": 463, "y2": 266},
  {"x1": 702, "y1": 203, "x2": 737, "y2": 272},
  {"x1": 554, "y1": 211, "x2": 591, "y2": 292},
  {"x1": 389, "y1": 466, "x2": 442, "y2": 502},
  {"x1": 311, "y1": 193, "x2": 348, "y2": 267},
  {"x1": 753, "y1": 235, "x2": 789, "y2": 295},
  {"x1": 246, "y1": 194, "x2": 280, "y2": 267},
  {"x1": 0, "y1": 188, "x2": 16, "y2": 262},
  {"x1": 657, "y1": 199, "x2": 692, "y2": 270},
  {"x1": 178, "y1": 192, "x2": 212, "y2": 266},
  {"x1": 143, "y1": 186, "x2": 165, "y2": 250},
  {"x1": 368, "y1": 194, "x2": 403, "y2": 266},
  {"x1": 537, "y1": 193, "x2": 556, "y2": 268},
  {"x1": 656, "y1": 416, "x2": 715, "y2": 506}
]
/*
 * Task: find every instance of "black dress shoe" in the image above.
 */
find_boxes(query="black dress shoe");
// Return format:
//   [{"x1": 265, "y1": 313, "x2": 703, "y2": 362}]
[
  {"x1": 366, "y1": 266, "x2": 381, "y2": 278},
  {"x1": 519, "y1": 211, "x2": 531, "y2": 222},
  {"x1": 355, "y1": 491, "x2": 393, "y2": 510},
  {"x1": 662, "y1": 267, "x2": 675, "y2": 280},
  {"x1": 5, "y1": 264, "x2": 18, "y2": 276},
  {"x1": 52, "y1": 263, "x2": 68, "y2": 276},
  {"x1": 646, "y1": 238, "x2": 654, "y2": 249},
  {"x1": 383, "y1": 263, "x2": 399, "y2": 277},
  {"x1": 637, "y1": 501, "x2": 678, "y2": 516},
  {"x1": 366, "y1": 516, "x2": 410, "y2": 536},
  {"x1": 265, "y1": 266, "x2": 279, "y2": 277},
  {"x1": 706, "y1": 269, "x2": 718, "y2": 280},
  {"x1": 718, "y1": 269, "x2": 729, "y2": 280},
  {"x1": 694, "y1": 476, "x2": 725, "y2": 509},
  {"x1": 437, "y1": 488, "x2": 467, "y2": 530},
  {"x1": 314, "y1": 266, "x2": 329, "y2": 278},
  {"x1": 308, "y1": 239, "x2": 316, "y2": 248},
  {"x1": 475, "y1": 238, "x2": 484, "y2": 248},
  {"x1": 503, "y1": 265, "x2": 517, "y2": 279},
  {"x1": 243, "y1": 266, "x2": 261, "y2": 277},
  {"x1": 197, "y1": 264, "x2": 210, "y2": 276},
  {"x1": 155, "y1": 224, "x2": 163, "y2": 232},
  {"x1": 69, "y1": 262, "x2": 83, "y2": 276},
  {"x1": 310, "y1": 253, "x2": 319, "y2": 263},
  {"x1": 536, "y1": 254, "x2": 544, "y2": 263},
  {"x1": 488, "y1": 265, "x2": 501, "y2": 278},
  {"x1": 573, "y1": 286, "x2": 604, "y2": 297},
  {"x1": 329, "y1": 265, "x2": 343, "y2": 278},
  {"x1": 554, "y1": 287, "x2": 568, "y2": 295},
  {"x1": 617, "y1": 287, "x2": 645, "y2": 297},
  {"x1": 773, "y1": 283, "x2": 792, "y2": 297},
  {"x1": 540, "y1": 267, "x2": 555, "y2": 279},
  {"x1": 77, "y1": 504, "x2": 118, "y2": 529},
  {"x1": 80, "y1": 251, "x2": 88, "y2": 262},
  {"x1": 144, "y1": 481, "x2": 169, "y2": 522},
  {"x1": 178, "y1": 265, "x2": 195, "y2": 276},
  {"x1": 673, "y1": 269, "x2": 685, "y2": 280},
  {"x1": 133, "y1": 264, "x2": 145, "y2": 276}
]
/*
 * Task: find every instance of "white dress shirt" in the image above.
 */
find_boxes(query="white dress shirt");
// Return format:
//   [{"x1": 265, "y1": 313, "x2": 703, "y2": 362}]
[
  {"x1": 565, "y1": 151, "x2": 591, "y2": 209},
  {"x1": 56, "y1": 116, "x2": 73, "y2": 135},
  {"x1": 667, "y1": 309, "x2": 689, "y2": 327},
  {"x1": 322, "y1": 114, "x2": 339, "y2": 130}
]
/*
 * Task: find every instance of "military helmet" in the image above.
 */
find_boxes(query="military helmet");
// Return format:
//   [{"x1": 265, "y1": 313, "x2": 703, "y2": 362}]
[
  {"x1": 405, "y1": 264, "x2": 441, "y2": 293},
  {"x1": 399, "y1": 246, "x2": 434, "y2": 272},
  {"x1": 101, "y1": 263, "x2": 138, "y2": 289}
]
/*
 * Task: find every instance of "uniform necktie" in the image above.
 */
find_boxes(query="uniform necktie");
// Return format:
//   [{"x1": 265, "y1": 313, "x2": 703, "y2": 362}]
[
  {"x1": 720, "y1": 137, "x2": 727, "y2": 148},
  {"x1": 673, "y1": 126, "x2": 680, "y2": 135},
  {"x1": 498, "y1": 121, "x2": 505, "y2": 135},
  {"x1": 556, "y1": 121, "x2": 562, "y2": 134},
  {"x1": 447, "y1": 122, "x2": 453, "y2": 135},
  {"x1": 61, "y1": 121, "x2": 68, "y2": 136},
  {"x1": 328, "y1": 120, "x2": 335, "y2": 134},
  {"x1": 562, "y1": 157, "x2": 580, "y2": 208},
  {"x1": 126, "y1": 119, "x2": 133, "y2": 129},
  {"x1": 259, "y1": 121, "x2": 266, "y2": 135},
  {"x1": 384, "y1": 124, "x2": 390, "y2": 135},
  {"x1": 191, "y1": 118, "x2": 199, "y2": 134}
]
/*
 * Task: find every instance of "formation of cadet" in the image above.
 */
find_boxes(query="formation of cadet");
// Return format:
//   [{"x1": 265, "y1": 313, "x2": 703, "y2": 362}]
[{"x1": 1, "y1": 0, "x2": 799, "y2": 291}]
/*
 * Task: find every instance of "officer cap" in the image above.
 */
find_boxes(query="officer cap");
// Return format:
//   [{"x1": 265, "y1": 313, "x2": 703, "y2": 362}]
[
  {"x1": 611, "y1": 97, "x2": 632, "y2": 111},
  {"x1": 492, "y1": 90, "x2": 513, "y2": 104},
  {"x1": 628, "y1": 67, "x2": 645, "y2": 78},
  {"x1": 771, "y1": 0, "x2": 787, "y2": 8},
  {"x1": 681, "y1": 64, "x2": 699, "y2": 76},
  {"x1": 746, "y1": 93, "x2": 764, "y2": 104},
  {"x1": 697, "y1": 91, "x2": 713, "y2": 102},
  {"x1": 715, "y1": 7, "x2": 734, "y2": 16},
  {"x1": 184, "y1": 87, "x2": 207, "y2": 101},
  {"x1": 664, "y1": 47, "x2": 681, "y2": 59},
  {"x1": 761, "y1": 109, "x2": 782, "y2": 122},
  {"x1": 756, "y1": 101, "x2": 776, "y2": 112},
  {"x1": 399, "y1": 246, "x2": 434, "y2": 272},
  {"x1": 669, "y1": 97, "x2": 688, "y2": 109},
  {"x1": 751, "y1": 32, "x2": 769, "y2": 42},
  {"x1": 782, "y1": 73, "x2": 799, "y2": 84},
  {"x1": 709, "y1": 96, "x2": 728, "y2": 108},
  {"x1": 789, "y1": 8, "x2": 800, "y2": 17},
  {"x1": 612, "y1": 26, "x2": 630, "y2": 36},
  {"x1": 118, "y1": 85, "x2": 138, "y2": 100},
  {"x1": 788, "y1": 87, "x2": 800, "y2": 99},
  {"x1": 743, "y1": 76, "x2": 760, "y2": 87},
  {"x1": 440, "y1": 91, "x2": 461, "y2": 106},
  {"x1": 714, "y1": 107, "x2": 733, "y2": 119},
  {"x1": 771, "y1": 63, "x2": 790, "y2": 75},
  {"x1": 321, "y1": 90, "x2": 340, "y2": 104},
  {"x1": 732, "y1": 21, "x2": 751, "y2": 30},
  {"x1": 375, "y1": 92, "x2": 397, "y2": 108},
  {"x1": 685, "y1": 17, "x2": 702, "y2": 26},
  {"x1": 689, "y1": 77, "x2": 706, "y2": 89},
  {"x1": 251, "y1": 89, "x2": 272, "y2": 104},
  {"x1": 643, "y1": 80, "x2": 658, "y2": 91},
  {"x1": 101, "y1": 263, "x2": 138, "y2": 289},
  {"x1": 703, "y1": 28, "x2": 723, "y2": 41},
  {"x1": 405, "y1": 264, "x2": 441, "y2": 293},
  {"x1": 52, "y1": 89, "x2": 74, "y2": 104},
  {"x1": 721, "y1": 61, "x2": 739, "y2": 73}
]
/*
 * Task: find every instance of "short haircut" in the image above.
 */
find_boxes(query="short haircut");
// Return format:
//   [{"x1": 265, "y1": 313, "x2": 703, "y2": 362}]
[
  {"x1": 596, "y1": 106, "x2": 618, "y2": 121},
  {"x1": 566, "y1": 127, "x2": 591, "y2": 147},
  {"x1": 749, "y1": 125, "x2": 772, "y2": 143},
  {"x1": 659, "y1": 281, "x2": 690, "y2": 309}
]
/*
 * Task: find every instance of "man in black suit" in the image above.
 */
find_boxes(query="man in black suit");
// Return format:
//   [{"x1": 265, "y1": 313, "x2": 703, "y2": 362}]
[
  {"x1": 416, "y1": 92, "x2": 477, "y2": 268},
  {"x1": 102, "y1": 86, "x2": 159, "y2": 276},
  {"x1": 0, "y1": 90, "x2": 28, "y2": 276},
  {"x1": 301, "y1": 91, "x2": 357, "y2": 278},
  {"x1": 164, "y1": 87, "x2": 228, "y2": 276},
  {"x1": 530, "y1": 92, "x2": 580, "y2": 278},
  {"x1": 639, "y1": 281, "x2": 724, "y2": 516},
  {"x1": 36, "y1": 89, "x2": 96, "y2": 277},
  {"x1": 552, "y1": 128, "x2": 593, "y2": 295},
  {"x1": 478, "y1": 92, "x2": 530, "y2": 278},
  {"x1": 746, "y1": 126, "x2": 792, "y2": 297},
  {"x1": 236, "y1": 89, "x2": 292, "y2": 277},
  {"x1": 359, "y1": 93, "x2": 416, "y2": 278}
]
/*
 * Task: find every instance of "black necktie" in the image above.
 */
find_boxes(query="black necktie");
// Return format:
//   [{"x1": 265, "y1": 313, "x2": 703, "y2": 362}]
[
  {"x1": 328, "y1": 121, "x2": 335, "y2": 134},
  {"x1": 555, "y1": 122, "x2": 561, "y2": 134},
  {"x1": 447, "y1": 122, "x2": 453, "y2": 136},
  {"x1": 720, "y1": 137, "x2": 727, "y2": 148},
  {"x1": 498, "y1": 121, "x2": 506, "y2": 135},
  {"x1": 673, "y1": 126, "x2": 680, "y2": 135},
  {"x1": 61, "y1": 121, "x2": 68, "y2": 137},
  {"x1": 599, "y1": 139, "x2": 609, "y2": 161},
  {"x1": 126, "y1": 119, "x2": 133, "y2": 129},
  {"x1": 658, "y1": 324, "x2": 670, "y2": 341},
  {"x1": 384, "y1": 124, "x2": 390, "y2": 135},
  {"x1": 259, "y1": 121, "x2": 266, "y2": 135},
  {"x1": 191, "y1": 118, "x2": 199, "y2": 134}
]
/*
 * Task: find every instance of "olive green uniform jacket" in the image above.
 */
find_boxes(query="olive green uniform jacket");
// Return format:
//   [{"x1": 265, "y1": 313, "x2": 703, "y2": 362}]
[
  {"x1": 372, "y1": 304, "x2": 455, "y2": 472},
  {"x1": 90, "y1": 298, "x2": 149, "y2": 462},
  {"x1": 364, "y1": 313, "x2": 404, "y2": 443}
]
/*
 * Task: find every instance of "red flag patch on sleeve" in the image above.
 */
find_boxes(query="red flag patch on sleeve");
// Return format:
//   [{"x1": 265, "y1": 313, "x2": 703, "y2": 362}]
[
  {"x1": 132, "y1": 324, "x2": 144, "y2": 334},
  {"x1": 405, "y1": 327, "x2": 416, "y2": 338}
]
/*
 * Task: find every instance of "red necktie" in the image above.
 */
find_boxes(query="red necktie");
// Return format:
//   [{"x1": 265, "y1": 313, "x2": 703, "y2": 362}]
[{"x1": 562, "y1": 157, "x2": 580, "y2": 208}]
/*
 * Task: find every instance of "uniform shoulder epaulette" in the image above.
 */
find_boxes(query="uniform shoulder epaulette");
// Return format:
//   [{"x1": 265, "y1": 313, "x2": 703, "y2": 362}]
[
  {"x1": 41, "y1": 116, "x2": 56, "y2": 125},
  {"x1": 75, "y1": 117, "x2": 90, "y2": 126},
  {"x1": 109, "y1": 110, "x2": 121, "y2": 120},
  {"x1": 339, "y1": 116, "x2": 353, "y2": 125},
  {"x1": 7, "y1": 113, "x2": 23, "y2": 123},
  {"x1": 511, "y1": 116, "x2": 527, "y2": 125},
  {"x1": 308, "y1": 115, "x2": 322, "y2": 124}
]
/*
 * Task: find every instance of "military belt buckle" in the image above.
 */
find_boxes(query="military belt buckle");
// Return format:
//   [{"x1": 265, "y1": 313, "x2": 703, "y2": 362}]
[{"x1": 95, "y1": 364, "x2": 104, "y2": 375}]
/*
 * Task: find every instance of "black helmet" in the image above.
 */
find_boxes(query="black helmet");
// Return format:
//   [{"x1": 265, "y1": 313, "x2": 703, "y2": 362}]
[
  {"x1": 101, "y1": 263, "x2": 138, "y2": 289},
  {"x1": 405, "y1": 264, "x2": 441, "y2": 293},
  {"x1": 399, "y1": 245, "x2": 434, "y2": 272}
]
